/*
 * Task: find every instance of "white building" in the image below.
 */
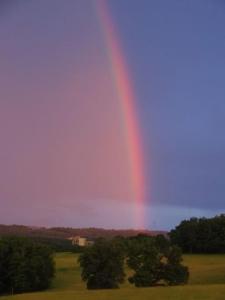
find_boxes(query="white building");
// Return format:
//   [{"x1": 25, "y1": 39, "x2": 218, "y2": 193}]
[{"x1": 68, "y1": 236, "x2": 94, "y2": 247}]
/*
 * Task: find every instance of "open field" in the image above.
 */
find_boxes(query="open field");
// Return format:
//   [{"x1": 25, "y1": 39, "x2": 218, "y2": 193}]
[{"x1": 2, "y1": 252, "x2": 225, "y2": 300}]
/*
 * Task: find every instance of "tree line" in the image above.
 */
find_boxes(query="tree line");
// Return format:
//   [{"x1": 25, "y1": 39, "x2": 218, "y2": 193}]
[
  {"x1": 170, "y1": 214, "x2": 225, "y2": 253},
  {"x1": 0, "y1": 224, "x2": 164, "y2": 240}
]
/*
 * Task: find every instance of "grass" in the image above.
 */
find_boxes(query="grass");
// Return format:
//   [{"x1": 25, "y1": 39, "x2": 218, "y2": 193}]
[
  {"x1": 2, "y1": 253, "x2": 225, "y2": 300},
  {"x1": 184, "y1": 254, "x2": 225, "y2": 285}
]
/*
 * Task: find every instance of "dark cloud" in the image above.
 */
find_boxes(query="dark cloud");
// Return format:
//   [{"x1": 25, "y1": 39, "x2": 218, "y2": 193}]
[{"x1": 0, "y1": 0, "x2": 20, "y2": 15}]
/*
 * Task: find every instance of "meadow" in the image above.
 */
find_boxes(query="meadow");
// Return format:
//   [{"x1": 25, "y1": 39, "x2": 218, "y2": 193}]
[{"x1": 2, "y1": 252, "x2": 225, "y2": 300}]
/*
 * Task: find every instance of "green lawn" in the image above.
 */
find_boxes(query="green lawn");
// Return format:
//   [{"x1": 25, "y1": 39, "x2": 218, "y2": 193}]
[{"x1": 2, "y1": 252, "x2": 225, "y2": 300}]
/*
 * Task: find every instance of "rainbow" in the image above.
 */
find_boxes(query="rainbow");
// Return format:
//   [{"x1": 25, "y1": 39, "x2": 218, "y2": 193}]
[{"x1": 96, "y1": 1, "x2": 145, "y2": 229}]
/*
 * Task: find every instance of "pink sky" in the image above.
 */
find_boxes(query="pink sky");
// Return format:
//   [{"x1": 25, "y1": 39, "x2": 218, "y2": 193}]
[{"x1": 0, "y1": 1, "x2": 136, "y2": 228}]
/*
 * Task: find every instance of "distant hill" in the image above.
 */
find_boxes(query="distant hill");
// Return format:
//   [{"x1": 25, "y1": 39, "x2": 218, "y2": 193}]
[{"x1": 0, "y1": 224, "x2": 167, "y2": 240}]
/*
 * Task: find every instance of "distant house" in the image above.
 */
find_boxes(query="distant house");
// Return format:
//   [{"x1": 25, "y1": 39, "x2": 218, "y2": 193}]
[{"x1": 68, "y1": 236, "x2": 94, "y2": 247}]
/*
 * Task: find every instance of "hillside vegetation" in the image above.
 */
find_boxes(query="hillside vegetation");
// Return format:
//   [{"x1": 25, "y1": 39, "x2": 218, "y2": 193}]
[
  {"x1": 0, "y1": 224, "x2": 165, "y2": 239},
  {"x1": 1, "y1": 253, "x2": 225, "y2": 300}
]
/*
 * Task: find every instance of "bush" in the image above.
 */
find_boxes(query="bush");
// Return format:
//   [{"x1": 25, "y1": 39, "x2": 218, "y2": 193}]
[
  {"x1": 0, "y1": 236, "x2": 55, "y2": 295},
  {"x1": 79, "y1": 238, "x2": 125, "y2": 289}
]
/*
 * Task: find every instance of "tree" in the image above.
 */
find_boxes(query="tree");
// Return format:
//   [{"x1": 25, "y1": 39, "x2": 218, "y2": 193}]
[
  {"x1": 163, "y1": 263, "x2": 189, "y2": 286},
  {"x1": 127, "y1": 237, "x2": 163, "y2": 287},
  {"x1": 163, "y1": 246, "x2": 189, "y2": 285},
  {"x1": 170, "y1": 214, "x2": 225, "y2": 253},
  {"x1": 79, "y1": 238, "x2": 125, "y2": 289},
  {"x1": 0, "y1": 236, "x2": 55, "y2": 295},
  {"x1": 127, "y1": 236, "x2": 188, "y2": 287},
  {"x1": 170, "y1": 218, "x2": 199, "y2": 253}
]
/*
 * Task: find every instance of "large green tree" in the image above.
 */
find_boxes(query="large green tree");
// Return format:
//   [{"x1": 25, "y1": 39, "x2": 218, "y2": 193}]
[
  {"x1": 79, "y1": 238, "x2": 125, "y2": 289},
  {"x1": 127, "y1": 237, "x2": 163, "y2": 287},
  {"x1": 127, "y1": 235, "x2": 189, "y2": 287},
  {"x1": 0, "y1": 236, "x2": 55, "y2": 295},
  {"x1": 163, "y1": 245, "x2": 189, "y2": 285}
]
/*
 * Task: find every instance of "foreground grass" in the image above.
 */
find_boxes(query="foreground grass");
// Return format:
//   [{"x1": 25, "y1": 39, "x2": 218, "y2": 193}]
[
  {"x1": 184, "y1": 254, "x2": 225, "y2": 285},
  {"x1": 3, "y1": 285, "x2": 225, "y2": 300},
  {"x1": 2, "y1": 253, "x2": 225, "y2": 300}
]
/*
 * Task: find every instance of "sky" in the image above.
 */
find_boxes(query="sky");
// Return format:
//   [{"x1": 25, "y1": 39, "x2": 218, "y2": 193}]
[{"x1": 1, "y1": 0, "x2": 225, "y2": 230}]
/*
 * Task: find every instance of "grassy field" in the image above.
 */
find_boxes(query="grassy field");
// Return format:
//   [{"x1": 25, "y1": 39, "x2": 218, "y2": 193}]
[{"x1": 2, "y1": 252, "x2": 225, "y2": 300}]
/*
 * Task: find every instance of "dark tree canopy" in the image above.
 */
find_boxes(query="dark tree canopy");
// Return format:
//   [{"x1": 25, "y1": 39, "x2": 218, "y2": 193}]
[
  {"x1": 127, "y1": 235, "x2": 189, "y2": 287},
  {"x1": 79, "y1": 235, "x2": 188, "y2": 289},
  {"x1": 170, "y1": 214, "x2": 225, "y2": 253},
  {"x1": 127, "y1": 237, "x2": 163, "y2": 286},
  {"x1": 79, "y1": 238, "x2": 125, "y2": 289},
  {"x1": 0, "y1": 236, "x2": 55, "y2": 295}
]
